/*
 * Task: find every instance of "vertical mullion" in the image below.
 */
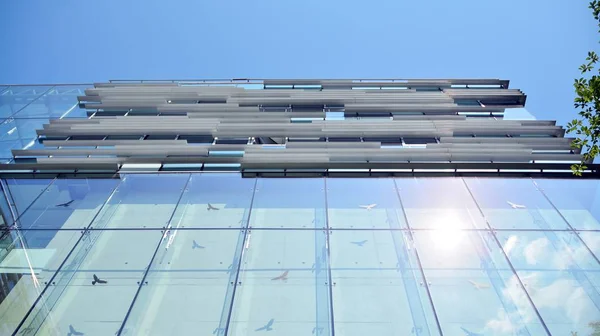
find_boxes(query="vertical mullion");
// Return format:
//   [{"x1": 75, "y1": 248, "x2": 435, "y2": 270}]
[
  {"x1": 323, "y1": 178, "x2": 335, "y2": 336},
  {"x1": 221, "y1": 178, "x2": 258, "y2": 336},
  {"x1": 117, "y1": 174, "x2": 193, "y2": 335},
  {"x1": 392, "y1": 179, "x2": 444, "y2": 336},
  {"x1": 460, "y1": 178, "x2": 552, "y2": 336}
]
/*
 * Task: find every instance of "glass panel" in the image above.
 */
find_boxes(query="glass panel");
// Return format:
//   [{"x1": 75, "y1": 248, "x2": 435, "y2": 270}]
[
  {"x1": 11, "y1": 86, "x2": 90, "y2": 119},
  {"x1": 396, "y1": 178, "x2": 487, "y2": 229},
  {"x1": 5, "y1": 179, "x2": 54, "y2": 220},
  {"x1": 123, "y1": 229, "x2": 243, "y2": 335},
  {"x1": 13, "y1": 179, "x2": 120, "y2": 230},
  {"x1": 0, "y1": 229, "x2": 83, "y2": 334},
  {"x1": 94, "y1": 174, "x2": 189, "y2": 229},
  {"x1": 579, "y1": 231, "x2": 600, "y2": 260},
  {"x1": 250, "y1": 178, "x2": 325, "y2": 229},
  {"x1": 496, "y1": 230, "x2": 600, "y2": 335},
  {"x1": 464, "y1": 177, "x2": 568, "y2": 229},
  {"x1": 326, "y1": 178, "x2": 407, "y2": 229},
  {"x1": 0, "y1": 86, "x2": 53, "y2": 118},
  {"x1": 329, "y1": 229, "x2": 438, "y2": 335},
  {"x1": 0, "y1": 139, "x2": 36, "y2": 158},
  {"x1": 16, "y1": 229, "x2": 162, "y2": 335},
  {"x1": 413, "y1": 230, "x2": 548, "y2": 335},
  {"x1": 228, "y1": 229, "x2": 331, "y2": 336},
  {"x1": 535, "y1": 179, "x2": 600, "y2": 230},
  {"x1": 174, "y1": 174, "x2": 255, "y2": 229}
]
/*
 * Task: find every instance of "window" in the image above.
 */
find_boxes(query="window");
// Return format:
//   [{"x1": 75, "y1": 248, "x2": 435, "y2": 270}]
[
  {"x1": 455, "y1": 99, "x2": 482, "y2": 106},
  {"x1": 179, "y1": 135, "x2": 214, "y2": 143},
  {"x1": 146, "y1": 135, "x2": 177, "y2": 140},
  {"x1": 328, "y1": 137, "x2": 362, "y2": 142},
  {"x1": 70, "y1": 135, "x2": 106, "y2": 141},
  {"x1": 215, "y1": 138, "x2": 249, "y2": 145},
  {"x1": 106, "y1": 135, "x2": 144, "y2": 140},
  {"x1": 403, "y1": 137, "x2": 437, "y2": 144},
  {"x1": 363, "y1": 137, "x2": 402, "y2": 144}
]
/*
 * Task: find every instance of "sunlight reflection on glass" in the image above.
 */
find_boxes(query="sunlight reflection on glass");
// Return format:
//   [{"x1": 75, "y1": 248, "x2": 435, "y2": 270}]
[{"x1": 430, "y1": 216, "x2": 466, "y2": 251}]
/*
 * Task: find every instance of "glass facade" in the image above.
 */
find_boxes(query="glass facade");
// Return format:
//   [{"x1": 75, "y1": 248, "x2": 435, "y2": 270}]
[
  {"x1": 0, "y1": 175, "x2": 600, "y2": 336},
  {"x1": 0, "y1": 85, "x2": 90, "y2": 161}
]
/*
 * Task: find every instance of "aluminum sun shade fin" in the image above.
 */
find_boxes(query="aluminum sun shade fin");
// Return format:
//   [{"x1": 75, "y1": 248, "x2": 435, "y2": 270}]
[{"x1": 2, "y1": 78, "x2": 584, "y2": 172}]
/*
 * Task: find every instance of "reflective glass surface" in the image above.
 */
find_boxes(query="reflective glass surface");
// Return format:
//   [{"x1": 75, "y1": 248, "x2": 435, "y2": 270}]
[
  {"x1": 12, "y1": 86, "x2": 91, "y2": 119},
  {"x1": 0, "y1": 175, "x2": 599, "y2": 336},
  {"x1": 326, "y1": 178, "x2": 406, "y2": 229},
  {"x1": 497, "y1": 230, "x2": 600, "y2": 335},
  {"x1": 396, "y1": 177, "x2": 487, "y2": 229},
  {"x1": 251, "y1": 178, "x2": 325, "y2": 229},
  {"x1": 535, "y1": 179, "x2": 600, "y2": 230},
  {"x1": 0, "y1": 86, "x2": 53, "y2": 118},
  {"x1": 0, "y1": 85, "x2": 89, "y2": 158},
  {"x1": 464, "y1": 178, "x2": 568, "y2": 230},
  {"x1": 0, "y1": 229, "x2": 83, "y2": 334}
]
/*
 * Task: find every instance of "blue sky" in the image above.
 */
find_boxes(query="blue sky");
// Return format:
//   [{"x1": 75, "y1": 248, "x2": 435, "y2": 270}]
[{"x1": 0, "y1": 0, "x2": 597, "y2": 126}]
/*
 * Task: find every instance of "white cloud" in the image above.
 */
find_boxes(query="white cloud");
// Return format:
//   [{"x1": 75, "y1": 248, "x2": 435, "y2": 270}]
[
  {"x1": 524, "y1": 238, "x2": 548, "y2": 265},
  {"x1": 485, "y1": 310, "x2": 518, "y2": 335},
  {"x1": 503, "y1": 235, "x2": 518, "y2": 256}
]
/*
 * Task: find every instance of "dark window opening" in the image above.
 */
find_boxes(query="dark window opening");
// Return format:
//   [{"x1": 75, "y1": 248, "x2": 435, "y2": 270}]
[
  {"x1": 287, "y1": 137, "x2": 326, "y2": 142},
  {"x1": 146, "y1": 135, "x2": 177, "y2": 140},
  {"x1": 261, "y1": 105, "x2": 289, "y2": 112},
  {"x1": 363, "y1": 137, "x2": 402, "y2": 144},
  {"x1": 403, "y1": 137, "x2": 437, "y2": 144},
  {"x1": 106, "y1": 135, "x2": 144, "y2": 140},
  {"x1": 70, "y1": 135, "x2": 106, "y2": 141},
  {"x1": 328, "y1": 137, "x2": 362, "y2": 142},
  {"x1": 455, "y1": 99, "x2": 481, "y2": 106},
  {"x1": 291, "y1": 105, "x2": 326, "y2": 112},
  {"x1": 479, "y1": 99, "x2": 520, "y2": 106},
  {"x1": 128, "y1": 110, "x2": 159, "y2": 116},
  {"x1": 215, "y1": 138, "x2": 249, "y2": 145},
  {"x1": 179, "y1": 135, "x2": 214, "y2": 143}
]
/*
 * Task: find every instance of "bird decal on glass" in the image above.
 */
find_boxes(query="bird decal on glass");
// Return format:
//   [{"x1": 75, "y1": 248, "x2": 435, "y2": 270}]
[
  {"x1": 507, "y1": 201, "x2": 526, "y2": 209},
  {"x1": 359, "y1": 204, "x2": 377, "y2": 210},
  {"x1": 255, "y1": 319, "x2": 274, "y2": 332},
  {"x1": 192, "y1": 240, "x2": 205, "y2": 249},
  {"x1": 350, "y1": 240, "x2": 368, "y2": 247},
  {"x1": 207, "y1": 203, "x2": 220, "y2": 211},
  {"x1": 468, "y1": 280, "x2": 490, "y2": 290},
  {"x1": 271, "y1": 270, "x2": 289, "y2": 281},
  {"x1": 67, "y1": 325, "x2": 84, "y2": 336},
  {"x1": 56, "y1": 200, "x2": 75, "y2": 207},
  {"x1": 91, "y1": 274, "x2": 108, "y2": 285}
]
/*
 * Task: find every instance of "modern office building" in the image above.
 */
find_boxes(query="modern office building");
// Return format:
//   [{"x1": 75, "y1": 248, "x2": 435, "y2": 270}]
[{"x1": 0, "y1": 79, "x2": 598, "y2": 336}]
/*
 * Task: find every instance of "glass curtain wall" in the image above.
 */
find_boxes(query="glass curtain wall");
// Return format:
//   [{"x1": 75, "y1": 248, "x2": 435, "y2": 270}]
[
  {"x1": 0, "y1": 175, "x2": 599, "y2": 336},
  {"x1": 0, "y1": 85, "x2": 90, "y2": 161}
]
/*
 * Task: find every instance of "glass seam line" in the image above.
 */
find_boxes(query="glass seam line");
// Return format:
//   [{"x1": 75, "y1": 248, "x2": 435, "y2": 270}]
[
  {"x1": 460, "y1": 178, "x2": 552, "y2": 336},
  {"x1": 323, "y1": 178, "x2": 336, "y2": 336},
  {"x1": 223, "y1": 178, "x2": 258, "y2": 336},
  {"x1": 11, "y1": 178, "x2": 124, "y2": 335},
  {"x1": 116, "y1": 174, "x2": 193, "y2": 335},
  {"x1": 0, "y1": 179, "x2": 18, "y2": 227},
  {"x1": 531, "y1": 179, "x2": 600, "y2": 266},
  {"x1": 6, "y1": 86, "x2": 55, "y2": 119},
  {"x1": 392, "y1": 179, "x2": 444, "y2": 336},
  {"x1": 8, "y1": 178, "x2": 57, "y2": 228}
]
